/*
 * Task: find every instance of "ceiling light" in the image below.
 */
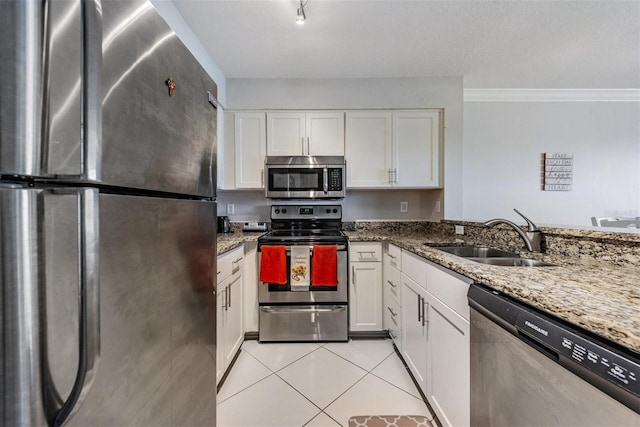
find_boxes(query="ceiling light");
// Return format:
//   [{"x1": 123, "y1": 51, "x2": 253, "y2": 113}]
[{"x1": 296, "y1": 0, "x2": 307, "y2": 25}]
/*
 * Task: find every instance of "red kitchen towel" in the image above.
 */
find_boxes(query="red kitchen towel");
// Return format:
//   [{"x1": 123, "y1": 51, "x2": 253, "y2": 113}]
[
  {"x1": 259, "y1": 245, "x2": 287, "y2": 285},
  {"x1": 311, "y1": 245, "x2": 338, "y2": 287}
]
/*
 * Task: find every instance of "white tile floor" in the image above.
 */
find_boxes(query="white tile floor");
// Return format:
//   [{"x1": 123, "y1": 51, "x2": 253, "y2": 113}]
[{"x1": 217, "y1": 339, "x2": 434, "y2": 427}]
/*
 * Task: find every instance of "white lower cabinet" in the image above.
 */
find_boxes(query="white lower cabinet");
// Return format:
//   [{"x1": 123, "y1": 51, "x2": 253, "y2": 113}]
[
  {"x1": 401, "y1": 273, "x2": 428, "y2": 393},
  {"x1": 243, "y1": 242, "x2": 259, "y2": 333},
  {"x1": 426, "y1": 293, "x2": 470, "y2": 427},
  {"x1": 216, "y1": 246, "x2": 244, "y2": 385},
  {"x1": 397, "y1": 249, "x2": 471, "y2": 426},
  {"x1": 383, "y1": 243, "x2": 402, "y2": 347},
  {"x1": 349, "y1": 242, "x2": 383, "y2": 331},
  {"x1": 425, "y1": 263, "x2": 472, "y2": 427}
]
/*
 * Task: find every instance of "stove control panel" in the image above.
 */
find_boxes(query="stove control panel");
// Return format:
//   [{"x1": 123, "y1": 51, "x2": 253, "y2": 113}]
[{"x1": 271, "y1": 205, "x2": 342, "y2": 221}]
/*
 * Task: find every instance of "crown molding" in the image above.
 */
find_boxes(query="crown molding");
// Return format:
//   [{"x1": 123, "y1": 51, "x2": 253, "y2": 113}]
[{"x1": 464, "y1": 88, "x2": 640, "y2": 102}]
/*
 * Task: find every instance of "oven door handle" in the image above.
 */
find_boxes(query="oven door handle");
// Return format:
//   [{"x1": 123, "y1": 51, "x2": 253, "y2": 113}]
[
  {"x1": 259, "y1": 244, "x2": 348, "y2": 253},
  {"x1": 260, "y1": 306, "x2": 346, "y2": 314}
]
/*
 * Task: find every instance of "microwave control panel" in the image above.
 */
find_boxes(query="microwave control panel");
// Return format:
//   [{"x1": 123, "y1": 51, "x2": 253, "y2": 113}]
[{"x1": 328, "y1": 168, "x2": 343, "y2": 191}]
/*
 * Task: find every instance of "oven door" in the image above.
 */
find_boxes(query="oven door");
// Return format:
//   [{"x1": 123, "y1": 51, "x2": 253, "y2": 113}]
[
  {"x1": 258, "y1": 245, "x2": 348, "y2": 304},
  {"x1": 265, "y1": 164, "x2": 345, "y2": 199}
]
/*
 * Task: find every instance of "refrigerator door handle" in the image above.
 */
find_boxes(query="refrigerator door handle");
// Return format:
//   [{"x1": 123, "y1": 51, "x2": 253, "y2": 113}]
[
  {"x1": 52, "y1": 188, "x2": 100, "y2": 427},
  {"x1": 79, "y1": 0, "x2": 102, "y2": 182},
  {"x1": 41, "y1": 0, "x2": 101, "y2": 181}
]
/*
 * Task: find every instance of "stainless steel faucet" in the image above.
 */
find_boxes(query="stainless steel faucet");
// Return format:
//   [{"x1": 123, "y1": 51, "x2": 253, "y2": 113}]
[{"x1": 484, "y1": 209, "x2": 542, "y2": 252}]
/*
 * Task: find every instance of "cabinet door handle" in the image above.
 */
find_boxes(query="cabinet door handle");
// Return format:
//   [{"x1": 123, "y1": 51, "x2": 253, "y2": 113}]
[
  {"x1": 417, "y1": 295, "x2": 422, "y2": 322},
  {"x1": 387, "y1": 306, "x2": 397, "y2": 317},
  {"x1": 227, "y1": 285, "x2": 231, "y2": 309},
  {"x1": 307, "y1": 137, "x2": 310, "y2": 155},
  {"x1": 352, "y1": 266, "x2": 356, "y2": 288},
  {"x1": 387, "y1": 280, "x2": 396, "y2": 289},
  {"x1": 261, "y1": 169, "x2": 264, "y2": 187},
  {"x1": 422, "y1": 301, "x2": 429, "y2": 327},
  {"x1": 301, "y1": 137, "x2": 304, "y2": 155}
]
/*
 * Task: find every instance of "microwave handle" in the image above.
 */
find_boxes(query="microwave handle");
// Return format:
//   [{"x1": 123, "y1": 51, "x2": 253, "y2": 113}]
[{"x1": 323, "y1": 167, "x2": 328, "y2": 194}]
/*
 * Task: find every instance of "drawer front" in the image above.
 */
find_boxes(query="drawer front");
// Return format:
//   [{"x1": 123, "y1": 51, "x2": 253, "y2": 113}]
[
  {"x1": 218, "y1": 246, "x2": 244, "y2": 281},
  {"x1": 386, "y1": 243, "x2": 402, "y2": 270},
  {"x1": 383, "y1": 264, "x2": 402, "y2": 306},
  {"x1": 401, "y1": 249, "x2": 427, "y2": 290},
  {"x1": 349, "y1": 242, "x2": 382, "y2": 262},
  {"x1": 259, "y1": 305, "x2": 348, "y2": 342},
  {"x1": 426, "y1": 263, "x2": 472, "y2": 320},
  {"x1": 384, "y1": 297, "x2": 402, "y2": 348}
]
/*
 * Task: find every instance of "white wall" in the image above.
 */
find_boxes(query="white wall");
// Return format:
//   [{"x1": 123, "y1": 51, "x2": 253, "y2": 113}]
[
  {"x1": 225, "y1": 77, "x2": 463, "y2": 220},
  {"x1": 462, "y1": 100, "x2": 640, "y2": 227}
]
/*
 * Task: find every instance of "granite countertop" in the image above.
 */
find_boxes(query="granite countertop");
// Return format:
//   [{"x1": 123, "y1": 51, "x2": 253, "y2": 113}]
[
  {"x1": 346, "y1": 230, "x2": 640, "y2": 354},
  {"x1": 215, "y1": 226, "x2": 639, "y2": 353},
  {"x1": 216, "y1": 230, "x2": 264, "y2": 255}
]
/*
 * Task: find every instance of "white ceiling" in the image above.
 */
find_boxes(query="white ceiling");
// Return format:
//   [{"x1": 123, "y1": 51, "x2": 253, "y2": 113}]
[{"x1": 171, "y1": 0, "x2": 639, "y2": 88}]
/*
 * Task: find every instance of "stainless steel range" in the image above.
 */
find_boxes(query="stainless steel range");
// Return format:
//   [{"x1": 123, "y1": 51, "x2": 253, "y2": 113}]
[{"x1": 258, "y1": 204, "x2": 349, "y2": 342}]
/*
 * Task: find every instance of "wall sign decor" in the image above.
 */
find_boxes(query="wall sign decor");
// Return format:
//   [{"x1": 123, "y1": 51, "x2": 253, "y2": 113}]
[{"x1": 543, "y1": 152, "x2": 573, "y2": 191}]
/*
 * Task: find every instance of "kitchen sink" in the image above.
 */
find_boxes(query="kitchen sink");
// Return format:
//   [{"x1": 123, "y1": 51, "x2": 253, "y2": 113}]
[
  {"x1": 467, "y1": 257, "x2": 555, "y2": 267},
  {"x1": 430, "y1": 246, "x2": 519, "y2": 258},
  {"x1": 430, "y1": 245, "x2": 555, "y2": 267}
]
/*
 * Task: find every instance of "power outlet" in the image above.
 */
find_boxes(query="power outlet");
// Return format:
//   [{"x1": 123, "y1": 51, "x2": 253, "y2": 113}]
[
  {"x1": 226, "y1": 204, "x2": 235, "y2": 215},
  {"x1": 455, "y1": 225, "x2": 465, "y2": 235},
  {"x1": 400, "y1": 201, "x2": 408, "y2": 213}
]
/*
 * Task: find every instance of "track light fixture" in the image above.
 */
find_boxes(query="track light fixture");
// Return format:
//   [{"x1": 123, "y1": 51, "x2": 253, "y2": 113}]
[{"x1": 296, "y1": 0, "x2": 307, "y2": 24}]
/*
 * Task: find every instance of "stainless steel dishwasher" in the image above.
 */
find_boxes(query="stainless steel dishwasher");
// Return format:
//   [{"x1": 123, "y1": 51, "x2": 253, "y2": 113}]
[{"x1": 468, "y1": 284, "x2": 639, "y2": 426}]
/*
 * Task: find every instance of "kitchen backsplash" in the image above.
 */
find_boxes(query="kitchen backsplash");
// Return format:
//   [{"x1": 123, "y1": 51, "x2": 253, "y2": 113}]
[{"x1": 345, "y1": 220, "x2": 640, "y2": 267}]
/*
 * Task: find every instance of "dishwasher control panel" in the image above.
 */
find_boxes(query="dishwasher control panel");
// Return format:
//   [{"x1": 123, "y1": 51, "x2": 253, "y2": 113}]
[{"x1": 516, "y1": 310, "x2": 639, "y2": 398}]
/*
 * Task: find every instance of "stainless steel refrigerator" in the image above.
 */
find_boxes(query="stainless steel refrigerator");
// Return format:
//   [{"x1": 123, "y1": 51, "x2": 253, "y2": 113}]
[{"x1": 1, "y1": 0, "x2": 218, "y2": 425}]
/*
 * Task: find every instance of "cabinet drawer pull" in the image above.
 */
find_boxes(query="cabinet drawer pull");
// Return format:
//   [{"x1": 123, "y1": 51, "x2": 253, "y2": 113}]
[
  {"x1": 387, "y1": 280, "x2": 396, "y2": 289},
  {"x1": 387, "y1": 306, "x2": 397, "y2": 317},
  {"x1": 387, "y1": 253, "x2": 397, "y2": 260}
]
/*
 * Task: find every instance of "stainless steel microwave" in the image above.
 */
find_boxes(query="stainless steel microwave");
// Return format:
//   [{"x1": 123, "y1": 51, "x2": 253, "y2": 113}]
[{"x1": 264, "y1": 156, "x2": 346, "y2": 199}]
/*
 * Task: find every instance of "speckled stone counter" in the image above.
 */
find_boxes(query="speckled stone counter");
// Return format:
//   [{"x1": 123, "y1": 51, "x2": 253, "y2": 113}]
[
  {"x1": 344, "y1": 222, "x2": 640, "y2": 354},
  {"x1": 216, "y1": 229, "x2": 264, "y2": 255}
]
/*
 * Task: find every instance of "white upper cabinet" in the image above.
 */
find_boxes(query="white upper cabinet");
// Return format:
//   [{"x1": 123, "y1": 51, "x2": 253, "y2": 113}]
[
  {"x1": 345, "y1": 111, "x2": 393, "y2": 188},
  {"x1": 267, "y1": 112, "x2": 306, "y2": 156},
  {"x1": 234, "y1": 112, "x2": 267, "y2": 189},
  {"x1": 267, "y1": 111, "x2": 345, "y2": 156},
  {"x1": 345, "y1": 110, "x2": 442, "y2": 188},
  {"x1": 306, "y1": 112, "x2": 345, "y2": 156},
  {"x1": 393, "y1": 111, "x2": 441, "y2": 188}
]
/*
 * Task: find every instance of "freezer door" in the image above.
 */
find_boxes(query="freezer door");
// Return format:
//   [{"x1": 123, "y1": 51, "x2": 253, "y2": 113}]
[
  {"x1": 101, "y1": 0, "x2": 217, "y2": 197},
  {"x1": 0, "y1": 186, "x2": 99, "y2": 426},
  {"x1": 0, "y1": 0, "x2": 101, "y2": 180},
  {"x1": 66, "y1": 194, "x2": 217, "y2": 426}
]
